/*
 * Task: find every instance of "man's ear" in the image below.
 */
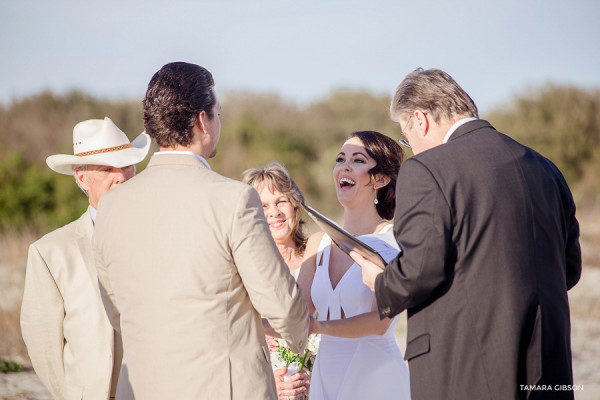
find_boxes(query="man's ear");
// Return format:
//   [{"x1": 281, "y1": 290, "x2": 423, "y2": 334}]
[
  {"x1": 197, "y1": 111, "x2": 209, "y2": 134},
  {"x1": 373, "y1": 173, "x2": 391, "y2": 190},
  {"x1": 75, "y1": 168, "x2": 90, "y2": 191},
  {"x1": 414, "y1": 110, "x2": 430, "y2": 136}
]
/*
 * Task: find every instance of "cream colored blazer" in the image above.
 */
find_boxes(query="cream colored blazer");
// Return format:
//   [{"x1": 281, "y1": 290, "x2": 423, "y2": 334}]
[
  {"x1": 94, "y1": 154, "x2": 309, "y2": 400},
  {"x1": 21, "y1": 210, "x2": 122, "y2": 400}
]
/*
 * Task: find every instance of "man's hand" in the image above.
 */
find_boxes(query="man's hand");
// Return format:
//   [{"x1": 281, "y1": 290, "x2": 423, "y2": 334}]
[{"x1": 349, "y1": 250, "x2": 383, "y2": 291}]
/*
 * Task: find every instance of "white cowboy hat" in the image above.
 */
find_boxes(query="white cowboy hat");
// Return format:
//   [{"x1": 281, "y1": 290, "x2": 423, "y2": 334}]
[{"x1": 46, "y1": 117, "x2": 151, "y2": 175}]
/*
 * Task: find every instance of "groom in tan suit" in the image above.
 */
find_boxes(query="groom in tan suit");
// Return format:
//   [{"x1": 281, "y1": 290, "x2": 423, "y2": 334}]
[
  {"x1": 94, "y1": 62, "x2": 309, "y2": 399},
  {"x1": 21, "y1": 117, "x2": 151, "y2": 399}
]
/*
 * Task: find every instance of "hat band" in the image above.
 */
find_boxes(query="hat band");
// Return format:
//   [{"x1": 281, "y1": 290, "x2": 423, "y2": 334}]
[{"x1": 75, "y1": 143, "x2": 132, "y2": 157}]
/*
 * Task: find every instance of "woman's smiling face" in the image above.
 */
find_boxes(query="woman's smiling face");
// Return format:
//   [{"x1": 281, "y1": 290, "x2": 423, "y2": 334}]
[
  {"x1": 257, "y1": 182, "x2": 296, "y2": 244},
  {"x1": 333, "y1": 136, "x2": 377, "y2": 206}
]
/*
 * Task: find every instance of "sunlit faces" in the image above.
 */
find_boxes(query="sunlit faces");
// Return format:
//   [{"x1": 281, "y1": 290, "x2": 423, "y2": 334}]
[
  {"x1": 257, "y1": 183, "x2": 296, "y2": 244},
  {"x1": 333, "y1": 136, "x2": 377, "y2": 206},
  {"x1": 77, "y1": 164, "x2": 135, "y2": 209}
]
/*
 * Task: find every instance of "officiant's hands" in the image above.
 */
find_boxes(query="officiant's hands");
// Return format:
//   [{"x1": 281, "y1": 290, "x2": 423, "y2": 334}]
[
  {"x1": 274, "y1": 366, "x2": 310, "y2": 400},
  {"x1": 350, "y1": 250, "x2": 383, "y2": 291}
]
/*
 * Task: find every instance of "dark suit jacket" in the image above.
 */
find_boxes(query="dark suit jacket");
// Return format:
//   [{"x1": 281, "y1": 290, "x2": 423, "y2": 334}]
[{"x1": 376, "y1": 120, "x2": 581, "y2": 400}]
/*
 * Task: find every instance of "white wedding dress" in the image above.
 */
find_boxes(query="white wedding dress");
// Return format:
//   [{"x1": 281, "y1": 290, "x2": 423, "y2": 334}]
[{"x1": 309, "y1": 226, "x2": 411, "y2": 400}]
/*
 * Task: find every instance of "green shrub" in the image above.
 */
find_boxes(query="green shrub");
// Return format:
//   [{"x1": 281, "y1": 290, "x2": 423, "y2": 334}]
[
  {"x1": 0, "y1": 148, "x2": 88, "y2": 232},
  {"x1": 486, "y1": 85, "x2": 600, "y2": 187},
  {"x1": 0, "y1": 358, "x2": 22, "y2": 373}
]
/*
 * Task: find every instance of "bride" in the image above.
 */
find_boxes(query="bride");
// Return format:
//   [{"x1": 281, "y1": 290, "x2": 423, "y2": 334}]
[{"x1": 297, "y1": 131, "x2": 411, "y2": 400}]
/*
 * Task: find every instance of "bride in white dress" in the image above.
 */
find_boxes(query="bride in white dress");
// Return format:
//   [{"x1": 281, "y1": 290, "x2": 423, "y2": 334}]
[{"x1": 297, "y1": 131, "x2": 411, "y2": 400}]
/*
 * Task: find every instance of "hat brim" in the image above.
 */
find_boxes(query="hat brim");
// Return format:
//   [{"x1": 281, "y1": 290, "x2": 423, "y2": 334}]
[{"x1": 46, "y1": 132, "x2": 151, "y2": 175}]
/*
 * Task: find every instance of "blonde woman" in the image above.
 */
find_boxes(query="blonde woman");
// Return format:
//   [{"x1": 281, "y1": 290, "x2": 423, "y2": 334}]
[{"x1": 243, "y1": 162, "x2": 310, "y2": 400}]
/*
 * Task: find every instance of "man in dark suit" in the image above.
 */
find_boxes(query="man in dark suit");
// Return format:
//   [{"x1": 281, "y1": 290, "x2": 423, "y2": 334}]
[{"x1": 353, "y1": 68, "x2": 581, "y2": 400}]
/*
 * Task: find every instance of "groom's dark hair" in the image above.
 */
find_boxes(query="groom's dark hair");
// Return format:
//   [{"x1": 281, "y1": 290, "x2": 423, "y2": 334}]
[{"x1": 143, "y1": 62, "x2": 216, "y2": 148}]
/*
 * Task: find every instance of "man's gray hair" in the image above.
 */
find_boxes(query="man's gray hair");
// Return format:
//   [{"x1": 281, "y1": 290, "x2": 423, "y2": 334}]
[
  {"x1": 73, "y1": 165, "x2": 89, "y2": 196},
  {"x1": 390, "y1": 68, "x2": 478, "y2": 124}
]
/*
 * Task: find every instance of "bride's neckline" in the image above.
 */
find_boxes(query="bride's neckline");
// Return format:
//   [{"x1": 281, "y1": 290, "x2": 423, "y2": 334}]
[
  {"x1": 324, "y1": 223, "x2": 390, "y2": 291},
  {"x1": 347, "y1": 219, "x2": 389, "y2": 237}
]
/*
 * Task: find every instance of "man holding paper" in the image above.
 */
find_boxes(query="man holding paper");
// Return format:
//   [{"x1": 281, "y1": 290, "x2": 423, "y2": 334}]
[{"x1": 353, "y1": 68, "x2": 581, "y2": 400}]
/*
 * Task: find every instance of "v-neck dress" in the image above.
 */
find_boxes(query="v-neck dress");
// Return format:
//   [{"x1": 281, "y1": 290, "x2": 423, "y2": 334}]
[{"x1": 309, "y1": 226, "x2": 411, "y2": 400}]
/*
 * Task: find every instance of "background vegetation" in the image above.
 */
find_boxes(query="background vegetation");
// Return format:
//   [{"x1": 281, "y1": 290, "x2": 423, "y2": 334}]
[
  {"x1": 486, "y1": 85, "x2": 600, "y2": 205},
  {"x1": 0, "y1": 84, "x2": 599, "y2": 234}
]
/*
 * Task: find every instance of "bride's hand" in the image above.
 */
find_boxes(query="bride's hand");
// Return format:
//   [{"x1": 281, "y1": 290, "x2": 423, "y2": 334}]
[{"x1": 309, "y1": 315, "x2": 321, "y2": 335}]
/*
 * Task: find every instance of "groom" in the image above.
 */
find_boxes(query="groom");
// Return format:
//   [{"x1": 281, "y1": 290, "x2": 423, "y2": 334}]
[
  {"x1": 93, "y1": 62, "x2": 309, "y2": 399},
  {"x1": 354, "y1": 68, "x2": 581, "y2": 399}
]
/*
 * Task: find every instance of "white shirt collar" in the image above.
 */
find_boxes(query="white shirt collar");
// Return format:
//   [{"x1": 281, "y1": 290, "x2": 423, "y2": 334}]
[
  {"x1": 442, "y1": 117, "x2": 478, "y2": 144},
  {"x1": 89, "y1": 204, "x2": 97, "y2": 225},
  {"x1": 153, "y1": 151, "x2": 211, "y2": 170}
]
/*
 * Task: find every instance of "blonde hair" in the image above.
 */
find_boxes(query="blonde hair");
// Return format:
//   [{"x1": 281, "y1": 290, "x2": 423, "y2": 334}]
[{"x1": 242, "y1": 162, "x2": 307, "y2": 256}]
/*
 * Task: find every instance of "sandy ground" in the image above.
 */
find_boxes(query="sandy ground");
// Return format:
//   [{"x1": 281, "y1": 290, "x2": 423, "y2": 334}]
[
  {"x1": 1, "y1": 241, "x2": 599, "y2": 399},
  {"x1": 0, "y1": 368, "x2": 52, "y2": 400}
]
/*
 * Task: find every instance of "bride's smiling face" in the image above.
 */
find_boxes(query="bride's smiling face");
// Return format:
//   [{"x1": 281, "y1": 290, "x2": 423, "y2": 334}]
[{"x1": 333, "y1": 136, "x2": 377, "y2": 206}]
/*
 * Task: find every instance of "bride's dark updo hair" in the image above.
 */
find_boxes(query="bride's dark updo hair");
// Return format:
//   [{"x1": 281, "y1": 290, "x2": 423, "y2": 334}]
[{"x1": 350, "y1": 131, "x2": 404, "y2": 220}]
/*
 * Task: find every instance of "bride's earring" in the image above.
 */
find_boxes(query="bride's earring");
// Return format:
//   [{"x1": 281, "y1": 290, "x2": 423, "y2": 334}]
[{"x1": 374, "y1": 198, "x2": 379, "y2": 205}]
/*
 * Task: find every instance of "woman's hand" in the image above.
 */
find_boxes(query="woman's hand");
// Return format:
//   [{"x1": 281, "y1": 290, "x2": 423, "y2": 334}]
[
  {"x1": 308, "y1": 314, "x2": 321, "y2": 335},
  {"x1": 274, "y1": 366, "x2": 310, "y2": 400}
]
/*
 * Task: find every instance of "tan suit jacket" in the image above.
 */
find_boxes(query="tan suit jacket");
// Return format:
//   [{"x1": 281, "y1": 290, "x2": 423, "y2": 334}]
[
  {"x1": 21, "y1": 210, "x2": 123, "y2": 400},
  {"x1": 94, "y1": 153, "x2": 309, "y2": 400}
]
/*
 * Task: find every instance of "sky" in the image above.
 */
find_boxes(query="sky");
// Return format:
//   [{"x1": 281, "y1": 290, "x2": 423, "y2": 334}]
[{"x1": 1, "y1": 0, "x2": 599, "y2": 114}]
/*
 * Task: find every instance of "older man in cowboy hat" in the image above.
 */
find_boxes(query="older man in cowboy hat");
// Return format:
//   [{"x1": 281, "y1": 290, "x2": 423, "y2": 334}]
[{"x1": 20, "y1": 117, "x2": 150, "y2": 400}]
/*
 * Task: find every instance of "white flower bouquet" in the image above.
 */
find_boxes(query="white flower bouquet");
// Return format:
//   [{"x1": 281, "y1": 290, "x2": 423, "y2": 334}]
[{"x1": 266, "y1": 334, "x2": 320, "y2": 374}]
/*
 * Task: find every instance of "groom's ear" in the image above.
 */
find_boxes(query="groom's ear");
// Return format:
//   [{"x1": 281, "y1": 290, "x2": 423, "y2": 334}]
[
  {"x1": 373, "y1": 173, "x2": 391, "y2": 190},
  {"x1": 197, "y1": 111, "x2": 209, "y2": 134}
]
